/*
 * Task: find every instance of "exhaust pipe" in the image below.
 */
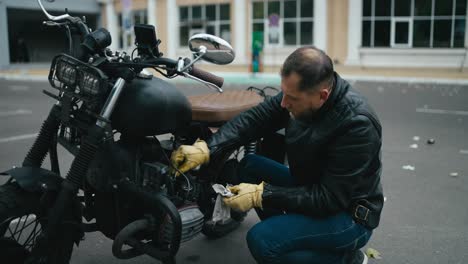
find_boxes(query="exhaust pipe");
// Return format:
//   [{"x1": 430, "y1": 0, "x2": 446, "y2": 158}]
[{"x1": 113, "y1": 180, "x2": 182, "y2": 261}]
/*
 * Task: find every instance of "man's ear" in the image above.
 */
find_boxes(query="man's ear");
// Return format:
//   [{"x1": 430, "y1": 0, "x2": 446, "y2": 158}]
[{"x1": 319, "y1": 88, "x2": 330, "y2": 101}]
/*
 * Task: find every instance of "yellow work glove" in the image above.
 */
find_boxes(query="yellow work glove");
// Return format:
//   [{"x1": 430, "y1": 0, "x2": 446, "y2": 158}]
[
  {"x1": 223, "y1": 182, "x2": 264, "y2": 212},
  {"x1": 171, "y1": 139, "x2": 210, "y2": 176}
]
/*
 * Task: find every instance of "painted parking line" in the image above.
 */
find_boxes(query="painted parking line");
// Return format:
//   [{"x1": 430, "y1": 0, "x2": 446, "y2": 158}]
[
  {"x1": 0, "y1": 109, "x2": 33, "y2": 117},
  {"x1": 416, "y1": 108, "x2": 468, "y2": 116},
  {"x1": 8, "y1": 85, "x2": 30, "y2": 91},
  {"x1": 0, "y1": 133, "x2": 38, "y2": 143}
]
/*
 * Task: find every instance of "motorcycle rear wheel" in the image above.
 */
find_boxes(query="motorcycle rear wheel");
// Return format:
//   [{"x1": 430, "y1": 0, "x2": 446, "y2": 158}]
[{"x1": 0, "y1": 182, "x2": 75, "y2": 264}]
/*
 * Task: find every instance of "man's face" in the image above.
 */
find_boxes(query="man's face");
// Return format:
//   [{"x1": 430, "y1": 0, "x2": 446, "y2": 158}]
[{"x1": 280, "y1": 72, "x2": 330, "y2": 120}]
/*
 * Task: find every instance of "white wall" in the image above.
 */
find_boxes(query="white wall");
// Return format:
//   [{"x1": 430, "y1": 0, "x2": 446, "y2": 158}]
[
  {"x1": 104, "y1": 0, "x2": 119, "y2": 51},
  {"x1": 313, "y1": 0, "x2": 327, "y2": 52},
  {"x1": 0, "y1": 3, "x2": 9, "y2": 68},
  {"x1": 167, "y1": 0, "x2": 177, "y2": 59},
  {"x1": 346, "y1": 0, "x2": 362, "y2": 65},
  {"x1": 234, "y1": 0, "x2": 247, "y2": 64},
  {"x1": 147, "y1": 0, "x2": 157, "y2": 28},
  {"x1": 359, "y1": 48, "x2": 468, "y2": 68}
]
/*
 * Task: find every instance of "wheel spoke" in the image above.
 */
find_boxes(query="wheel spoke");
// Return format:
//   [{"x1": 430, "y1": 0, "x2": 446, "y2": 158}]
[
  {"x1": 32, "y1": 226, "x2": 40, "y2": 247},
  {"x1": 11, "y1": 215, "x2": 38, "y2": 237},
  {"x1": 16, "y1": 214, "x2": 30, "y2": 240},
  {"x1": 0, "y1": 185, "x2": 51, "y2": 255},
  {"x1": 4, "y1": 214, "x2": 42, "y2": 249},
  {"x1": 23, "y1": 220, "x2": 41, "y2": 249},
  {"x1": 11, "y1": 216, "x2": 23, "y2": 239},
  {"x1": 25, "y1": 227, "x2": 42, "y2": 251},
  {"x1": 7, "y1": 225, "x2": 16, "y2": 240}
]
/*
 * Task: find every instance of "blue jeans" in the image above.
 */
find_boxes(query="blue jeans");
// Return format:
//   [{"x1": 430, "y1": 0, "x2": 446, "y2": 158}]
[{"x1": 238, "y1": 154, "x2": 372, "y2": 264}]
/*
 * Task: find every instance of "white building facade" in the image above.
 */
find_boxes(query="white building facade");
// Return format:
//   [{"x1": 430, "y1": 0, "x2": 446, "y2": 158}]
[
  {"x1": 99, "y1": 0, "x2": 467, "y2": 71},
  {"x1": 2, "y1": 0, "x2": 467, "y2": 72}
]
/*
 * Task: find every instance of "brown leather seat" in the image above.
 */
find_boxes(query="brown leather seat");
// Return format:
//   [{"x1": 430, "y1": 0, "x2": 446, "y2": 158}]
[{"x1": 188, "y1": 90, "x2": 263, "y2": 123}]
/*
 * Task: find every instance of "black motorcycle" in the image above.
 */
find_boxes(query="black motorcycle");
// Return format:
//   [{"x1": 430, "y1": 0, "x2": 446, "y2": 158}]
[{"x1": 0, "y1": 1, "x2": 280, "y2": 263}]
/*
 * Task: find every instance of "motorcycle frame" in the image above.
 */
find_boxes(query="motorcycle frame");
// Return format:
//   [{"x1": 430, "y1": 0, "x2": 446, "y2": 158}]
[{"x1": 5, "y1": 1, "x2": 279, "y2": 261}]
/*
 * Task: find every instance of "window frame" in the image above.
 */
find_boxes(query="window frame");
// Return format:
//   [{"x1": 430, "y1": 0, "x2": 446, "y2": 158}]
[
  {"x1": 178, "y1": 4, "x2": 231, "y2": 48},
  {"x1": 362, "y1": 0, "x2": 466, "y2": 48},
  {"x1": 391, "y1": 17, "x2": 413, "y2": 47},
  {"x1": 251, "y1": 0, "x2": 314, "y2": 48}
]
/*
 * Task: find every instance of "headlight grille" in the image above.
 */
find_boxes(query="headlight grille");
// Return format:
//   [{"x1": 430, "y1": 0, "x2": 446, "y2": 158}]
[
  {"x1": 56, "y1": 60, "x2": 77, "y2": 86},
  {"x1": 49, "y1": 54, "x2": 109, "y2": 100},
  {"x1": 79, "y1": 70, "x2": 102, "y2": 96}
]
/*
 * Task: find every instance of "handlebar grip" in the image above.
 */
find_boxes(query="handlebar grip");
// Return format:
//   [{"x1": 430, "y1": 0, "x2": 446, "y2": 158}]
[{"x1": 189, "y1": 66, "x2": 224, "y2": 88}]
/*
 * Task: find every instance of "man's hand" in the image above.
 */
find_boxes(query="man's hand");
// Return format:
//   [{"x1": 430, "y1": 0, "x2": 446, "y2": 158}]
[
  {"x1": 171, "y1": 139, "x2": 210, "y2": 176},
  {"x1": 223, "y1": 182, "x2": 264, "y2": 212}
]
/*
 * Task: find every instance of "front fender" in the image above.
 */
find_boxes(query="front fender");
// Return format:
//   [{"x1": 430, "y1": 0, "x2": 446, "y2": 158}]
[{"x1": 1, "y1": 166, "x2": 63, "y2": 192}]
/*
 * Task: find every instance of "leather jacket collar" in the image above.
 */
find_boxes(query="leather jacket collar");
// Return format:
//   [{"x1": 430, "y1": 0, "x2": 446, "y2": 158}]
[{"x1": 297, "y1": 72, "x2": 348, "y2": 123}]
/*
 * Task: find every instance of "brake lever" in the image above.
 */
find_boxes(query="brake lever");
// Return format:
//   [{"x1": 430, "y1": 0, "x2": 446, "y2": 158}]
[{"x1": 43, "y1": 21, "x2": 68, "y2": 27}]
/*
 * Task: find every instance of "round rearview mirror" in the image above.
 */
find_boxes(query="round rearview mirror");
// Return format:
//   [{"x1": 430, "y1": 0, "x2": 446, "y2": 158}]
[{"x1": 189, "y1": 34, "x2": 235, "y2": 65}]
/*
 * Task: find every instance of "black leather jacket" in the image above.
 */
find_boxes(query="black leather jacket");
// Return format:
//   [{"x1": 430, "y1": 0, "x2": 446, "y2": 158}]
[{"x1": 207, "y1": 73, "x2": 384, "y2": 229}]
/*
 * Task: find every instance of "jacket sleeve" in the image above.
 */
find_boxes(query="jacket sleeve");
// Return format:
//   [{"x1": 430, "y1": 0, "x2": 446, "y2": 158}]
[
  {"x1": 262, "y1": 115, "x2": 382, "y2": 217},
  {"x1": 206, "y1": 92, "x2": 289, "y2": 155}
]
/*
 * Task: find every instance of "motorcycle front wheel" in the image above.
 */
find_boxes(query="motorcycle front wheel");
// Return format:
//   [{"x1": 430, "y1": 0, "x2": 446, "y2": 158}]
[{"x1": 0, "y1": 182, "x2": 75, "y2": 264}]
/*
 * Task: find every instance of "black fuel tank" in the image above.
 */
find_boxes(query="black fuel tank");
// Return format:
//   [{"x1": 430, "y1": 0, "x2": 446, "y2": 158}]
[{"x1": 111, "y1": 77, "x2": 192, "y2": 137}]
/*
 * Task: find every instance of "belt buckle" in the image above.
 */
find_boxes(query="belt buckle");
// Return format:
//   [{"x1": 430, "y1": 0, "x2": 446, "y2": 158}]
[{"x1": 354, "y1": 204, "x2": 369, "y2": 221}]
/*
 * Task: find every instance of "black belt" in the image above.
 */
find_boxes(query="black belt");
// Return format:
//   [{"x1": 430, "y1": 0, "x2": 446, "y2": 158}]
[{"x1": 350, "y1": 200, "x2": 381, "y2": 229}]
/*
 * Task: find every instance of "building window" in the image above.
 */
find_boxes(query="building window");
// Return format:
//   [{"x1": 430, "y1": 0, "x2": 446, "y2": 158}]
[
  {"x1": 133, "y1": 10, "x2": 148, "y2": 25},
  {"x1": 118, "y1": 10, "x2": 148, "y2": 49},
  {"x1": 362, "y1": 0, "x2": 467, "y2": 48},
  {"x1": 179, "y1": 4, "x2": 231, "y2": 47},
  {"x1": 252, "y1": 0, "x2": 314, "y2": 47}
]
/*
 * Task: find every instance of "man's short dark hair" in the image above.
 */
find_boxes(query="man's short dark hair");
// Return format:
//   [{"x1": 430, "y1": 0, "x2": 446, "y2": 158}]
[{"x1": 280, "y1": 46, "x2": 335, "y2": 91}]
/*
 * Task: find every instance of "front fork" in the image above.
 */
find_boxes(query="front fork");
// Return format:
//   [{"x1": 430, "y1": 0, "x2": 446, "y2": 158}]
[
  {"x1": 28, "y1": 78, "x2": 126, "y2": 259},
  {"x1": 22, "y1": 104, "x2": 62, "y2": 168}
]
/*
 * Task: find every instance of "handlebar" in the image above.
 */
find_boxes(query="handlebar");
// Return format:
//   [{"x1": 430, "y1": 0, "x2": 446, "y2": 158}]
[
  {"x1": 189, "y1": 66, "x2": 224, "y2": 88},
  {"x1": 134, "y1": 57, "x2": 224, "y2": 88},
  {"x1": 37, "y1": 0, "x2": 71, "y2": 21},
  {"x1": 134, "y1": 58, "x2": 224, "y2": 91},
  {"x1": 37, "y1": 0, "x2": 89, "y2": 31},
  {"x1": 145, "y1": 57, "x2": 179, "y2": 68},
  {"x1": 38, "y1": 0, "x2": 91, "y2": 61},
  {"x1": 39, "y1": 0, "x2": 226, "y2": 93},
  {"x1": 37, "y1": 0, "x2": 90, "y2": 35},
  {"x1": 43, "y1": 16, "x2": 90, "y2": 37}
]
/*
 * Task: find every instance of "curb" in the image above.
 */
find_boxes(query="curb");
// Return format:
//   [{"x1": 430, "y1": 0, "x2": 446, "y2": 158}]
[{"x1": 0, "y1": 74, "x2": 48, "y2": 82}]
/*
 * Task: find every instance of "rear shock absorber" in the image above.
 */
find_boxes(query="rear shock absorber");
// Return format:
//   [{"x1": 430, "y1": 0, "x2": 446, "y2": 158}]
[{"x1": 22, "y1": 104, "x2": 62, "y2": 168}]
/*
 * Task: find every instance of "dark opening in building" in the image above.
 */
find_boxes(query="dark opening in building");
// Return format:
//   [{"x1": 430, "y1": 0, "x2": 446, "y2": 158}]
[{"x1": 7, "y1": 8, "x2": 97, "y2": 63}]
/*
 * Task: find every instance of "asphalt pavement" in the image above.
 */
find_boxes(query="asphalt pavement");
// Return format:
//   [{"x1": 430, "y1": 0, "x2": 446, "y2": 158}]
[{"x1": 0, "y1": 77, "x2": 467, "y2": 264}]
